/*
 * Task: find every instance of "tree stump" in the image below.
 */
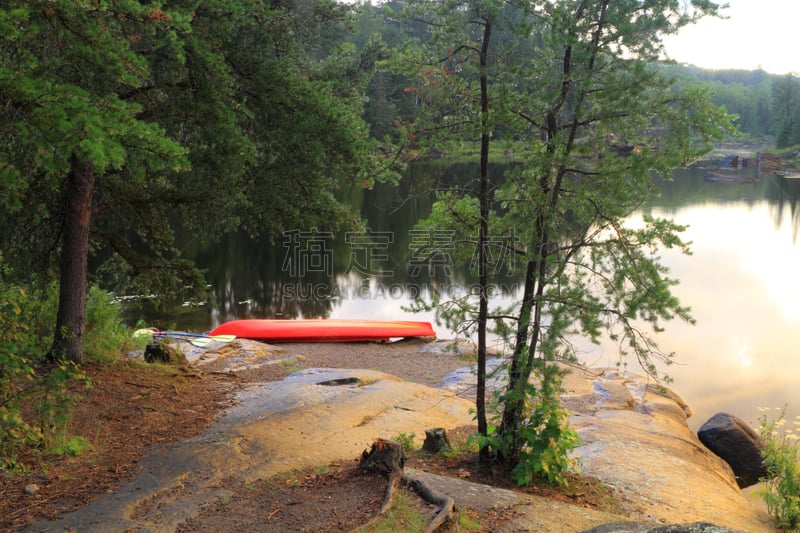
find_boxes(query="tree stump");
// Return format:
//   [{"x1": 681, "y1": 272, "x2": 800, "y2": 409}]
[
  {"x1": 360, "y1": 438, "x2": 405, "y2": 475},
  {"x1": 422, "y1": 428, "x2": 452, "y2": 453},
  {"x1": 360, "y1": 438, "x2": 405, "y2": 516}
]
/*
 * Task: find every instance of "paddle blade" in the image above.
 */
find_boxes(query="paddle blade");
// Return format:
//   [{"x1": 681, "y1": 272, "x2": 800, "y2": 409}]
[
  {"x1": 188, "y1": 334, "x2": 236, "y2": 347},
  {"x1": 207, "y1": 334, "x2": 236, "y2": 343},
  {"x1": 189, "y1": 337, "x2": 212, "y2": 348},
  {"x1": 133, "y1": 328, "x2": 156, "y2": 342}
]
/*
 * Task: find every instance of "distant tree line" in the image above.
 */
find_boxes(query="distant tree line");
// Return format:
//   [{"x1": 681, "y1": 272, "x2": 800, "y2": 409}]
[
  {"x1": 672, "y1": 65, "x2": 800, "y2": 148},
  {"x1": 353, "y1": 2, "x2": 799, "y2": 149}
]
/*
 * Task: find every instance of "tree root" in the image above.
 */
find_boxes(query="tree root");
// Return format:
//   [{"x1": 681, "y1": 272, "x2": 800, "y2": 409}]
[
  {"x1": 358, "y1": 438, "x2": 457, "y2": 532},
  {"x1": 406, "y1": 476, "x2": 456, "y2": 533}
]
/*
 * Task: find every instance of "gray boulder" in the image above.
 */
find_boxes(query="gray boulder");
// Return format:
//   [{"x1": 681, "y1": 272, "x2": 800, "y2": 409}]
[{"x1": 697, "y1": 412, "x2": 766, "y2": 488}]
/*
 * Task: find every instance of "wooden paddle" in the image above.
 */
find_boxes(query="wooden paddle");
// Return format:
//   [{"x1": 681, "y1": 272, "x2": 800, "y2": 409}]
[{"x1": 137, "y1": 329, "x2": 237, "y2": 348}]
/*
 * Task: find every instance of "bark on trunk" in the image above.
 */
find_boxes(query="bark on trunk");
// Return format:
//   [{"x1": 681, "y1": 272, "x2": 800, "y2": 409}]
[
  {"x1": 50, "y1": 155, "x2": 96, "y2": 363},
  {"x1": 476, "y1": 18, "x2": 492, "y2": 460}
]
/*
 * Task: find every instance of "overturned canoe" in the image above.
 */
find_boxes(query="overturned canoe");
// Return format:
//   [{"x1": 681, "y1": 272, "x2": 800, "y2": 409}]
[{"x1": 207, "y1": 319, "x2": 436, "y2": 343}]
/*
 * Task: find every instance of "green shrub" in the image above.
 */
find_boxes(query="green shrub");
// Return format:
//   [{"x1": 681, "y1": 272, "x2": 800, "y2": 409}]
[
  {"x1": 83, "y1": 286, "x2": 133, "y2": 363},
  {"x1": 471, "y1": 364, "x2": 580, "y2": 487},
  {"x1": 509, "y1": 391, "x2": 580, "y2": 486},
  {"x1": 1, "y1": 281, "x2": 50, "y2": 471},
  {"x1": 392, "y1": 432, "x2": 416, "y2": 453},
  {"x1": 0, "y1": 272, "x2": 120, "y2": 471},
  {"x1": 759, "y1": 409, "x2": 800, "y2": 531}
]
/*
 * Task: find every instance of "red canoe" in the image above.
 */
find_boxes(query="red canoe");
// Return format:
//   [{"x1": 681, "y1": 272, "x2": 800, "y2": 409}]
[{"x1": 207, "y1": 319, "x2": 436, "y2": 343}]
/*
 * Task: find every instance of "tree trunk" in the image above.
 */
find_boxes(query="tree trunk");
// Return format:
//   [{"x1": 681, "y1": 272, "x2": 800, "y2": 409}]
[
  {"x1": 476, "y1": 17, "x2": 492, "y2": 461},
  {"x1": 50, "y1": 155, "x2": 96, "y2": 363}
]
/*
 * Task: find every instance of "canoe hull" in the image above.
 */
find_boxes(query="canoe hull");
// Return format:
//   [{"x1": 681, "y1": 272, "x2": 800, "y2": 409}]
[{"x1": 208, "y1": 319, "x2": 436, "y2": 343}]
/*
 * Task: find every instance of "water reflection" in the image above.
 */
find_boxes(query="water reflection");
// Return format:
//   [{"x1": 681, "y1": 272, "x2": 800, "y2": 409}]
[
  {"x1": 608, "y1": 170, "x2": 800, "y2": 429},
  {"x1": 124, "y1": 163, "x2": 800, "y2": 432},
  {"x1": 651, "y1": 200, "x2": 800, "y2": 429}
]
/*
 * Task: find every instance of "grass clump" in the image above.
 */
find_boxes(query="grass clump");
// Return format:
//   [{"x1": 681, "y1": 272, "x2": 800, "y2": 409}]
[
  {"x1": 356, "y1": 490, "x2": 428, "y2": 533},
  {"x1": 759, "y1": 408, "x2": 800, "y2": 531}
]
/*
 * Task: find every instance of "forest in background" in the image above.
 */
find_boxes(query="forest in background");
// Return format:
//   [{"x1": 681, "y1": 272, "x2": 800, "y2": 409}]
[{"x1": 352, "y1": 2, "x2": 799, "y2": 149}]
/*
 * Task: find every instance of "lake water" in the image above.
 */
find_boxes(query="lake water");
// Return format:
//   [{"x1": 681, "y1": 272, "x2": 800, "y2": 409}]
[
  {"x1": 125, "y1": 162, "x2": 800, "y2": 432},
  {"x1": 613, "y1": 168, "x2": 800, "y2": 431}
]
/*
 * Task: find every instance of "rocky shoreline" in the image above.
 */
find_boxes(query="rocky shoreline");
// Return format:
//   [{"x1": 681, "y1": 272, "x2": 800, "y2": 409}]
[
  {"x1": 556, "y1": 367, "x2": 772, "y2": 530},
  {"x1": 197, "y1": 338, "x2": 776, "y2": 531},
  {"x1": 23, "y1": 338, "x2": 775, "y2": 532}
]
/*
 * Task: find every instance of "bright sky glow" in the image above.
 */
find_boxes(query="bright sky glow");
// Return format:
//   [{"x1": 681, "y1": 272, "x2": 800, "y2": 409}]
[{"x1": 662, "y1": 0, "x2": 800, "y2": 75}]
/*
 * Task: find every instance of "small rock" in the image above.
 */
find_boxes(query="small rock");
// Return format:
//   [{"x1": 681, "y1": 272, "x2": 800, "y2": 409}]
[{"x1": 24, "y1": 484, "x2": 39, "y2": 495}]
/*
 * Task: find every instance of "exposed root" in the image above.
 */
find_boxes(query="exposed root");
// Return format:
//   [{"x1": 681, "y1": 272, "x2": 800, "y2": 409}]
[
  {"x1": 379, "y1": 469, "x2": 403, "y2": 516},
  {"x1": 407, "y1": 476, "x2": 456, "y2": 533},
  {"x1": 358, "y1": 437, "x2": 457, "y2": 532}
]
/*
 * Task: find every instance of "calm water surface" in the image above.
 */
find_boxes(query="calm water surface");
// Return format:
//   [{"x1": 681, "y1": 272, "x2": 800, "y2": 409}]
[
  {"x1": 127, "y1": 163, "x2": 800, "y2": 431},
  {"x1": 618, "y1": 180, "x2": 800, "y2": 429}
]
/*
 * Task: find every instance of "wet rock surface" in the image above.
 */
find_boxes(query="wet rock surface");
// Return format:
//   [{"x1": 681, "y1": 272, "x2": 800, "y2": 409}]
[{"x1": 23, "y1": 366, "x2": 474, "y2": 532}]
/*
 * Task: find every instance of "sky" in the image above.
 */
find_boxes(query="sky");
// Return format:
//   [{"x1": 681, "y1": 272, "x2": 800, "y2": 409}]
[{"x1": 661, "y1": 0, "x2": 799, "y2": 75}]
